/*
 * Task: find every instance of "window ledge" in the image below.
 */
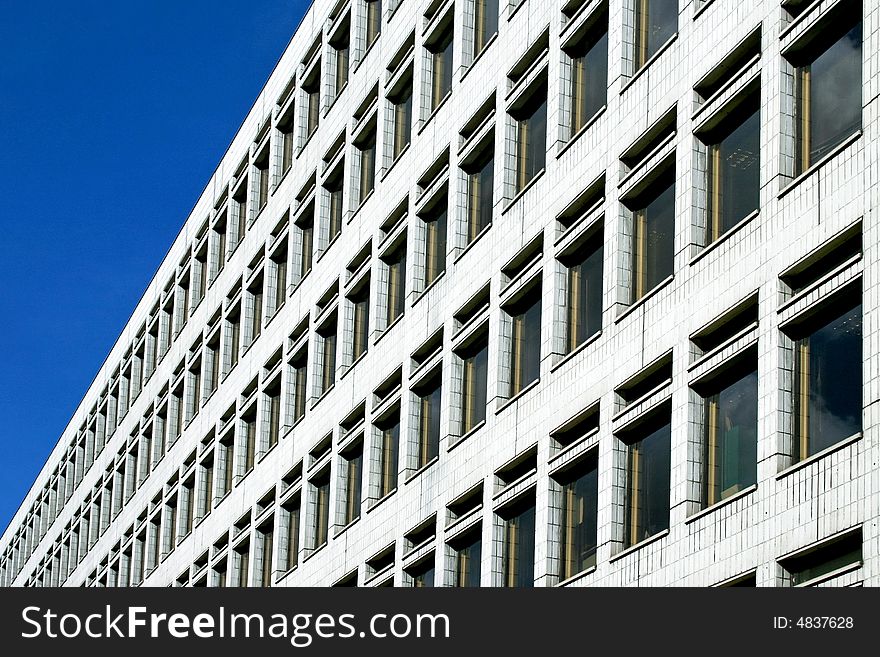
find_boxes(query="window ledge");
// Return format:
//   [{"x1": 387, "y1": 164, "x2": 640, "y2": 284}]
[
  {"x1": 275, "y1": 564, "x2": 298, "y2": 584},
  {"x1": 302, "y1": 542, "x2": 328, "y2": 563},
  {"x1": 256, "y1": 441, "x2": 278, "y2": 465},
  {"x1": 556, "y1": 105, "x2": 607, "y2": 159},
  {"x1": 340, "y1": 350, "x2": 369, "y2": 381},
  {"x1": 502, "y1": 168, "x2": 546, "y2": 214},
  {"x1": 614, "y1": 274, "x2": 675, "y2": 324},
  {"x1": 551, "y1": 329, "x2": 602, "y2": 373},
  {"x1": 366, "y1": 488, "x2": 398, "y2": 514},
  {"x1": 417, "y1": 90, "x2": 453, "y2": 136},
  {"x1": 298, "y1": 128, "x2": 319, "y2": 157},
  {"x1": 693, "y1": 0, "x2": 718, "y2": 20},
  {"x1": 620, "y1": 34, "x2": 678, "y2": 95},
  {"x1": 684, "y1": 484, "x2": 757, "y2": 525},
  {"x1": 688, "y1": 210, "x2": 759, "y2": 267},
  {"x1": 324, "y1": 83, "x2": 348, "y2": 117},
  {"x1": 447, "y1": 420, "x2": 486, "y2": 453},
  {"x1": 794, "y1": 561, "x2": 862, "y2": 588},
  {"x1": 316, "y1": 232, "x2": 343, "y2": 265},
  {"x1": 778, "y1": 131, "x2": 861, "y2": 200},
  {"x1": 609, "y1": 528, "x2": 669, "y2": 563},
  {"x1": 460, "y1": 32, "x2": 498, "y2": 83},
  {"x1": 374, "y1": 313, "x2": 404, "y2": 346},
  {"x1": 380, "y1": 143, "x2": 411, "y2": 182},
  {"x1": 555, "y1": 564, "x2": 597, "y2": 587},
  {"x1": 413, "y1": 270, "x2": 447, "y2": 306},
  {"x1": 310, "y1": 384, "x2": 336, "y2": 410},
  {"x1": 453, "y1": 222, "x2": 492, "y2": 263},
  {"x1": 349, "y1": 189, "x2": 376, "y2": 225},
  {"x1": 333, "y1": 515, "x2": 361, "y2": 539},
  {"x1": 272, "y1": 167, "x2": 292, "y2": 196},
  {"x1": 775, "y1": 432, "x2": 862, "y2": 480},
  {"x1": 495, "y1": 378, "x2": 541, "y2": 415},
  {"x1": 404, "y1": 455, "x2": 440, "y2": 485}
]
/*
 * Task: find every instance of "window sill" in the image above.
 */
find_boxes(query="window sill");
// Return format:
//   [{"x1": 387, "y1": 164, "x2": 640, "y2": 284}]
[
  {"x1": 324, "y1": 83, "x2": 348, "y2": 117},
  {"x1": 316, "y1": 231, "x2": 342, "y2": 265},
  {"x1": 275, "y1": 564, "x2": 298, "y2": 584},
  {"x1": 413, "y1": 269, "x2": 446, "y2": 306},
  {"x1": 614, "y1": 274, "x2": 674, "y2": 324},
  {"x1": 256, "y1": 441, "x2": 278, "y2": 465},
  {"x1": 775, "y1": 432, "x2": 862, "y2": 480},
  {"x1": 620, "y1": 34, "x2": 678, "y2": 95},
  {"x1": 380, "y1": 143, "x2": 411, "y2": 182},
  {"x1": 334, "y1": 515, "x2": 360, "y2": 539},
  {"x1": 555, "y1": 564, "x2": 597, "y2": 587},
  {"x1": 507, "y1": 0, "x2": 527, "y2": 22},
  {"x1": 453, "y1": 222, "x2": 492, "y2": 263},
  {"x1": 684, "y1": 484, "x2": 757, "y2": 525},
  {"x1": 502, "y1": 168, "x2": 546, "y2": 214},
  {"x1": 794, "y1": 561, "x2": 862, "y2": 588},
  {"x1": 460, "y1": 32, "x2": 498, "y2": 83},
  {"x1": 778, "y1": 131, "x2": 862, "y2": 200},
  {"x1": 404, "y1": 455, "x2": 440, "y2": 485},
  {"x1": 340, "y1": 350, "x2": 368, "y2": 380},
  {"x1": 495, "y1": 378, "x2": 541, "y2": 415},
  {"x1": 353, "y1": 35, "x2": 381, "y2": 76},
  {"x1": 302, "y1": 542, "x2": 328, "y2": 563},
  {"x1": 693, "y1": 0, "x2": 718, "y2": 20},
  {"x1": 310, "y1": 384, "x2": 335, "y2": 410},
  {"x1": 272, "y1": 167, "x2": 292, "y2": 196},
  {"x1": 366, "y1": 488, "x2": 398, "y2": 514},
  {"x1": 688, "y1": 209, "x2": 759, "y2": 267},
  {"x1": 298, "y1": 128, "x2": 319, "y2": 157},
  {"x1": 447, "y1": 420, "x2": 486, "y2": 453},
  {"x1": 349, "y1": 189, "x2": 376, "y2": 225},
  {"x1": 417, "y1": 90, "x2": 453, "y2": 137},
  {"x1": 550, "y1": 329, "x2": 602, "y2": 373},
  {"x1": 374, "y1": 313, "x2": 404, "y2": 347},
  {"x1": 556, "y1": 105, "x2": 607, "y2": 159},
  {"x1": 609, "y1": 528, "x2": 669, "y2": 563}
]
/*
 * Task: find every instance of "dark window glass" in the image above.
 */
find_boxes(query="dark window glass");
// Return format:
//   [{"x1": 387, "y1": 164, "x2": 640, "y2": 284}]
[
  {"x1": 392, "y1": 87, "x2": 413, "y2": 159},
  {"x1": 632, "y1": 177, "x2": 674, "y2": 301},
  {"x1": 474, "y1": 0, "x2": 499, "y2": 57},
  {"x1": 502, "y1": 500, "x2": 535, "y2": 587},
  {"x1": 344, "y1": 450, "x2": 362, "y2": 524},
  {"x1": 379, "y1": 419, "x2": 399, "y2": 497},
  {"x1": 704, "y1": 367, "x2": 758, "y2": 506},
  {"x1": 635, "y1": 0, "x2": 678, "y2": 69},
  {"x1": 624, "y1": 417, "x2": 670, "y2": 546},
  {"x1": 570, "y1": 30, "x2": 608, "y2": 135},
  {"x1": 460, "y1": 341, "x2": 488, "y2": 433},
  {"x1": 320, "y1": 327, "x2": 337, "y2": 395},
  {"x1": 411, "y1": 560, "x2": 435, "y2": 587},
  {"x1": 328, "y1": 182, "x2": 343, "y2": 242},
  {"x1": 358, "y1": 133, "x2": 376, "y2": 201},
  {"x1": 431, "y1": 29, "x2": 454, "y2": 110},
  {"x1": 467, "y1": 154, "x2": 494, "y2": 241},
  {"x1": 559, "y1": 458, "x2": 598, "y2": 579},
  {"x1": 424, "y1": 208, "x2": 447, "y2": 285},
  {"x1": 794, "y1": 300, "x2": 862, "y2": 459},
  {"x1": 708, "y1": 106, "x2": 760, "y2": 241},
  {"x1": 386, "y1": 246, "x2": 406, "y2": 324},
  {"x1": 418, "y1": 380, "x2": 442, "y2": 467},
  {"x1": 796, "y1": 22, "x2": 862, "y2": 173},
  {"x1": 515, "y1": 93, "x2": 547, "y2": 193},
  {"x1": 351, "y1": 289, "x2": 370, "y2": 361},
  {"x1": 313, "y1": 479, "x2": 330, "y2": 548},
  {"x1": 566, "y1": 239, "x2": 603, "y2": 351},
  {"x1": 788, "y1": 531, "x2": 862, "y2": 586},
  {"x1": 510, "y1": 296, "x2": 541, "y2": 395},
  {"x1": 454, "y1": 532, "x2": 482, "y2": 587}
]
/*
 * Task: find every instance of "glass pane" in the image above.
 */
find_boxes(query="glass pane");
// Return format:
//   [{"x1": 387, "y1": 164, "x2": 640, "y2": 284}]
[
  {"x1": 474, "y1": 0, "x2": 499, "y2": 57},
  {"x1": 560, "y1": 463, "x2": 598, "y2": 579},
  {"x1": 633, "y1": 180, "x2": 674, "y2": 300},
  {"x1": 462, "y1": 343, "x2": 488, "y2": 433},
  {"x1": 705, "y1": 368, "x2": 758, "y2": 506},
  {"x1": 797, "y1": 301, "x2": 862, "y2": 457},
  {"x1": 567, "y1": 240, "x2": 603, "y2": 351},
  {"x1": 425, "y1": 209, "x2": 447, "y2": 284},
  {"x1": 799, "y1": 22, "x2": 862, "y2": 171},
  {"x1": 571, "y1": 30, "x2": 608, "y2": 134},
  {"x1": 419, "y1": 383, "x2": 442, "y2": 465},
  {"x1": 455, "y1": 535, "x2": 482, "y2": 587},
  {"x1": 380, "y1": 422, "x2": 399, "y2": 496},
  {"x1": 503, "y1": 503, "x2": 535, "y2": 587},
  {"x1": 709, "y1": 107, "x2": 760, "y2": 240},
  {"x1": 625, "y1": 419, "x2": 670, "y2": 546},
  {"x1": 636, "y1": 0, "x2": 678, "y2": 68},
  {"x1": 517, "y1": 96, "x2": 547, "y2": 192},
  {"x1": 511, "y1": 297, "x2": 541, "y2": 395}
]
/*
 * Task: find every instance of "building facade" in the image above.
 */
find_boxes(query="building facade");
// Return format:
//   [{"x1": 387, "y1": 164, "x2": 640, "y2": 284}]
[{"x1": 2, "y1": 0, "x2": 878, "y2": 588}]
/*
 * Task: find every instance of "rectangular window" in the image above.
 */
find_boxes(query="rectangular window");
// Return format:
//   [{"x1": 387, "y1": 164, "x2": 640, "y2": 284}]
[
  {"x1": 233, "y1": 187, "x2": 248, "y2": 247},
  {"x1": 226, "y1": 310, "x2": 241, "y2": 373},
  {"x1": 508, "y1": 294, "x2": 542, "y2": 396},
  {"x1": 305, "y1": 81, "x2": 320, "y2": 138},
  {"x1": 795, "y1": 20, "x2": 862, "y2": 174},
  {"x1": 357, "y1": 130, "x2": 377, "y2": 203},
  {"x1": 624, "y1": 415, "x2": 671, "y2": 547},
  {"x1": 266, "y1": 385, "x2": 282, "y2": 452},
  {"x1": 459, "y1": 340, "x2": 488, "y2": 434},
  {"x1": 343, "y1": 446, "x2": 363, "y2": 525},
  {"x1": 291, "y1": 352, "x2": 308, "y2": 424},
  {"x1": 465, "y1": 152, "x2": 493, "y2": 241},
  {"x1": 205, "y1": 335, "x2": 221, "y2": 398},
  {"x1": 703, "y1": 366, "x2": 758, "y2": 506},
  {"x1": 234, "y1": 543, "x2": 250, "y2": 587},
  {"x1": 385, "y1": 245, "x2": 407, "y2": 325},
  {"x1": 350, "y1": 286, "x2": 370, "y2": 362},
  {"x1": 219, "y1": 432, "x2": 234, "y2": 499},
  {"x1": 501, "y1": 498, "x2": 535, "y2": 587},
  {"x1": 366, "y1": 0, "x2": 382, "y2": 47},
  {"x1": 279, "y1": 113, "x2": 294, "y2": 177},
  {"x1": 242, "y1": 410, "x2": 257, "y2": 475},
  {"x1": 327, "y1": 178, "x2": 344, "y2": 242},
  {"x1": 784, "y1": 530, "x2": 862, "y2": 586},
  {"x1": 272, "y1": 250, "x2": 288, "y2": 314},
  {"x1": 558, "y1": 455, "x2": 598, "y2": 580},
  {"x1": 378, "y1": 417, "x2": 400, "y2": 498},
  {"x1": 423, "y1": 206, "x2": 447, "y2": 286},
  {"x1": 565, "y1": 237, "x2": 603, "y2": 352},
  {"x1": 410, "y1": 559, "x2": 435, "y2": 587},
  {"x1": 631, "y1": 174, "x2": 675, "y2": 301},
  {"x1": 312, "y1": 476, "x2": 330, "y2": 549},
  {"x1": 634, "y1": 0, "x2": 678, "y2": 71},
  {"x1": 793, "y1": 297, "x2": 862, "y2": 461},
  {"x1": 569, "y1": 27, "x2": 608, "y2": 135},
  {"x1": 259, "y1": 525, "x2": 274, "y2": 587},
  {"x1": 473, "y1": 0, "x2": 498, "y2": 58},
  {"x1": 452, "y1": 530, "x2": 481, "y2": 587},
  {"x1": 707, "y1": 103, "x2": 760, "y2": 242},
  {"x1": 282, "y1": 500, "x2": 300, "y2": 571},
  {"x1": 391, "y1": 85, "x2": 413, "y2": 160},
  {"x1": 248, "y1": 283, "x2": 264, "y2": 346},
  {"x1": 430, "y1": 26, "x2": 454, "y2": 111},
  {"x1": 319, "y1": 323, "x2": 337, "y2": 397},
  {"x1": 255, "y1": 148, "x2": 270, "y2": 212},
  {"x1": 514, "y1": 90, "x2": 547, "y2": 193},
  {"x1": 331, "y1": 30, "x2": 350, "y2": 99},
  {"x1": 417, "y1": 378, "x2": 442, "y2": 468}
]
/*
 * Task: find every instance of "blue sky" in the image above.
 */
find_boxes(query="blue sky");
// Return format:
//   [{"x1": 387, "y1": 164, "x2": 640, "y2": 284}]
[{"x1": 0, "y1": 0, "x2": 311, "y2": 534}]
